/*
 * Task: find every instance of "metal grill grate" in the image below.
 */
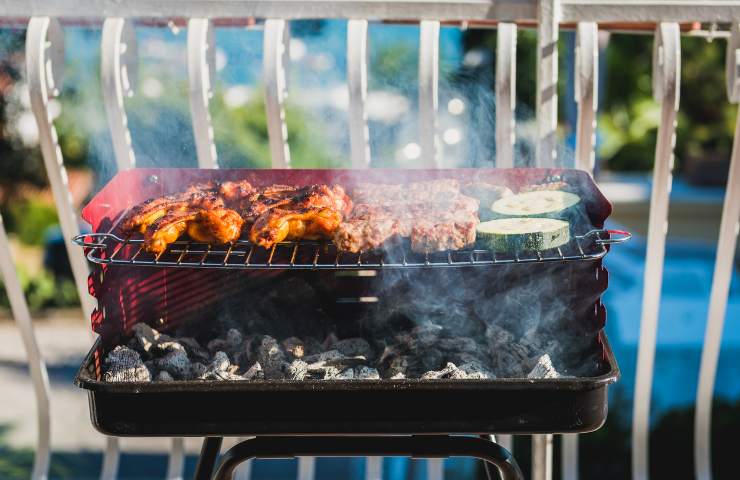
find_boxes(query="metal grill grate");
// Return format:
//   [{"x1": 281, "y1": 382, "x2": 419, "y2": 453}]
[{"x1": 73, "y1": 229, "x2": 629, "y2": 270}]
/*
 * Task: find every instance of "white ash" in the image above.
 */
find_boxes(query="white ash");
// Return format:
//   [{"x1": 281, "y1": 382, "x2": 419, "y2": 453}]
[
  {"x1": 284, "y1": 359, "x2": 309, "y2": 380},
  {"x1": 104, "y1": 346, "x2": 151, "y2": 382},
  {"x1": 243, "y1": 361, "x2": 265, "y2": 380},
  {"x1": 527, "y1": 354, "x2": 560, "y2": 379}
]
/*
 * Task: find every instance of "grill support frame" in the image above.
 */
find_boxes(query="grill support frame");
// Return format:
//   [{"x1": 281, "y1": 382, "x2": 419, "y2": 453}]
[{"x1": 193, "y1": 435, "x2": 524, "y2": 480}]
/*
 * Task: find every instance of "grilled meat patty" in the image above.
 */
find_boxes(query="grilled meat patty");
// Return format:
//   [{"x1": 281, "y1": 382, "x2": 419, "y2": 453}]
[{"x1": 333, "y1": 180, "x2": 480, "y2": 253}]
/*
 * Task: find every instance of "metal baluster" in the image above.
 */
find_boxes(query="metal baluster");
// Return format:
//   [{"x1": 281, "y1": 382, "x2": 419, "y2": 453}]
[
  {"x1": 28, "y1": 17, "x2": 117, "y2": 478},
  {"x1": 188, "y1": 18, "x2": 218, "y2": 168},
  {"x1": 694, "y1": 21, "x2": 740, "y2": 480},
  {"x1": 536, "y1": 0, "x2": 560, "y2": 167},
  {"x1": 534, "y1": 1, "x2": 560, "y2": 476},
  {"x1": 419, "y1": 20, "x2": 440, "y2": 167},
  {"x1": 495, "y1": 23, "x2": 517, "y2": 168},
  {"x1": 532, "y1": 434, "x2": 553, "y2": 480},
  {"x1": 264, "y1": 19, "x2": 291, "y2": 167},
  {"x1": 348, "y1": 19, "x2": 371, "y2": 167},
  {"x1": 101, "y1": 17, "x2": 137, "y2": 170},
  {"x1": 0, "y1": 216, "x2": 51, "y2": 479},
  {"x1": 297, "y1": 457, "x2": 316, "y2": 480},
  {"x1": 560, "y1": 21, "x2": 598, "y2": 480},
  {"x1": 632, "y1": 22, "x2": 680, "y2": 480},
  {"x1": 574, "y1": 22, "x2": 598, "y2": 174}
]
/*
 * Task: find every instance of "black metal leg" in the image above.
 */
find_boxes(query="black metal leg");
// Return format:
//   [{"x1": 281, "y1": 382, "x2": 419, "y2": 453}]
[
  {"x1": 211, "y1": 435, "x2": 523, "y2": 480},
  {"x1": 194, "y1": 437, "x2": 223, "y2": 480}
]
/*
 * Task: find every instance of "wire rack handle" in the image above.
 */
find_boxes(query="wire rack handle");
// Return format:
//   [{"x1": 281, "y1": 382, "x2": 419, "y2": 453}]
[
  {"x1": 72, "y1": 232, "x2": 125, "y2": 250},
  {"x1": 582, "y1": 229, "x2": 632, "y2": 245}
]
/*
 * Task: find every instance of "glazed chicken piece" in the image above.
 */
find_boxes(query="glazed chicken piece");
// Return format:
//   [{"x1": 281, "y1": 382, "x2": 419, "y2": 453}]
[
  {"x1": 122, "y1": 183, "x2": 223, "y2": 233},
  {"x1": 248, "y1": 185, "x2": 352, "y2": 248},
  {"x1": 187, "y1": 209, "x2": 244, "y2": 244},
  {"x1": 144, "y1": 210, "x2": 197, "y2": 254},
  {"x1": 143, "y1": 208, "x2": 243, "y2": 254}
]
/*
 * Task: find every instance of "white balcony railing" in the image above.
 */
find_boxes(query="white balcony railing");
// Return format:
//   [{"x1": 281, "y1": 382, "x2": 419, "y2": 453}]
[{"x1": 0, "y1": 2, "x2": 738, "y2": 480}]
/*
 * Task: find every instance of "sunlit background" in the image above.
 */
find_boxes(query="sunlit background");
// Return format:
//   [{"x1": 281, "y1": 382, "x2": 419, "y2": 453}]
[{"x1": 0, "y1": 20, "x2": 738, "y2": 479}]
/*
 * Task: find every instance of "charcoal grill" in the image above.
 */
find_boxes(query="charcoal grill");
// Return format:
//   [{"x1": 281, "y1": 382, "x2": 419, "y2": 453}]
[{"x1": 73, "y1": 167, "x2": 626, "y2": 480}]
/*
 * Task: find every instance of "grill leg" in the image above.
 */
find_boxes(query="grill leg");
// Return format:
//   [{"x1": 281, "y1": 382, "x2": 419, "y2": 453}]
[
  {"x1": 211, "y1": 435, "x2": 523, "y2": 480},
  {"x1": 195, "y1": 437, "x2": 224, "y2": 480}
]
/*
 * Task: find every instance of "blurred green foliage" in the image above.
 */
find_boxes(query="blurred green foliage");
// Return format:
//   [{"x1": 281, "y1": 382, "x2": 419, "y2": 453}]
[
  {"x1": 5, "y1": 199, "x2": 59, "y2": 246},
  {"x1": 0, "y1": 263, "x2": 79, "y2": 312}
]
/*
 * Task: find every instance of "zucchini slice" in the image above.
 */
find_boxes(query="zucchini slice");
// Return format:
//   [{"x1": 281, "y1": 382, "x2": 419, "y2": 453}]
[
  {"x1": 490, "y1": 190, "x2": 581, "y2": 219},
  {"x1": 477, "y1": 218, "x2": 570, "y2": 252}
]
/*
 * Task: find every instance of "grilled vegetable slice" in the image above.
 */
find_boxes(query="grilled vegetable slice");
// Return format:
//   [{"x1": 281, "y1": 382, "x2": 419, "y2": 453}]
[
  {"x1": 490, "y1": 190, "x2": 581, "y2": 219},
  {"x1": 476, "y1": 218, "x2": 570, "y2": 252}
]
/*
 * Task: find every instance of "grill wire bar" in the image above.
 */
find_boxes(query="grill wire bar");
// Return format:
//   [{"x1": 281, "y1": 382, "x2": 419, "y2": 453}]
[{"x1": 74, "y1": 229, "x2": 627, "y2": 270}]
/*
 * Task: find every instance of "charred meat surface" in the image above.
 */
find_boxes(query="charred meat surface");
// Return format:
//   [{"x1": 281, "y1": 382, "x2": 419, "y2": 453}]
[{"x1": 334, "y1": 180, "x2": 480, "y2": 253}]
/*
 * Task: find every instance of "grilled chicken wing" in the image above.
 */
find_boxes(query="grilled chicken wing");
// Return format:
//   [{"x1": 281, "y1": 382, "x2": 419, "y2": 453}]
[
  {"x1": 249, "y1": 208, "x2": 343, "y2": 247},
  {"x1": 248, "y1": 185, "x2": 352, "y2": 248},
  {"x1": 144, "y1": 210, "x2": 197, "y2": 254},
  {"x1": 122, "y1": 183, "x2": 223, "y2": 233},
  {"x1": 187, "y1": 209, "x2": 244, "y2": 244}
]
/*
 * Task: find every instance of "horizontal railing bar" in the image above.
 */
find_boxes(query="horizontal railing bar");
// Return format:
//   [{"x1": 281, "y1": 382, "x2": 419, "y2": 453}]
[{"x1": 2, "y1": 1, "x2": 740, "y2": 22}]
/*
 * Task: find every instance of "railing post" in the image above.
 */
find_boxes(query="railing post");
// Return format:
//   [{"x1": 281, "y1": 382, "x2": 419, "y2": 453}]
[
  {"x1": 536, "y1": 0, "x2": 560, "y2": 167},
  {"x1": 348, "y1": 19, "x2": 371, "y2": 167},
  {"x1": 0, "y1": 216, "x2": 52, "y2": 479},
  {"x1": 694, "y1": 21, "x2": 740, "y2": 480},
  {"x1": 419, "y1": 20, "x2": 440, "y2": 167},
  {"x1": 188, "y1": 17, "x2": 218, "y2": 168},
  {"x1": 495, "y1": 23, "x2": 517, "y2": 168},
  {"x1": 101, "y1": 17, "x2": 137, "y2": 171},
  {"x1": 574, "y1": 22, "x2": 598, "y2": 174},
  {"x1": 264, "y1": 19, "x2": 291, "y2": 168},
  {"x1": 632, "y1": 22, "x2": 681, "y2": 480}
]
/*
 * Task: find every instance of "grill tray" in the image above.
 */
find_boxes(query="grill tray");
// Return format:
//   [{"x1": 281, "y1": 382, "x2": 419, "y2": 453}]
[
  {"x1": 73, "y1": 229, "x2": 628, "y2": 270},
  {"x1": 75, "y1": 332, "x2": 618, "y2": 437}
]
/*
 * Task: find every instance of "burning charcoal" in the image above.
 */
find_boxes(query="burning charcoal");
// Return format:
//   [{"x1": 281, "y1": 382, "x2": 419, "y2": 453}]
[
  {"x1": 491, "y1": 342, "x2": 531, "y2": 377},
  {"x1": 302, "y1": 337, "x2": 323, "y2": 356},
  {"x1": 257, "y1": 336, "x2": 286, "y2": 379},
  {"x1": 355, "y1": 366, "x2": 381, "y2": 380},
  {"x1": 243, "y1": 362, "x2": 265, "y2": 380},
  {"x1": 207, "y1": 351, "x2": 231, "y2": 372},
  {"x1": 192, "y1": 362, "x2": 207, "y2": 379},
  {"x1": 333, "y1": 338, "x2": 373, "y2": 359},
  {"x1": 459, "y1": 360, "x2": 497, "y2": 379},
  {"x1": 322, "y1": 333, "x2": 339, "y2": 350},
  {"x1": 207, "y1": 338, "x2": 228, "y2": 353},
  {"x1": 156, "y1": 371, "x2": 174, "y2": 382},
  {"x1": 527, "y1": 354, "x2": 560, "y2": 379},
  {"x1": 303, "y1": 349, "x2": 345, "y2": 365},
  {"x1": 104, "y1": 346, "x2": 151, "y2": 382},
  {"x1": 485, "y1": 325, "x2": 515, "y2": 347},
  {"x1": 282, "y1": 337, "x2": 306, "y2": 359},
  {"x1": 390, "y1": 372, "x2": 406, "y2": 380},
  {"x1": 421, "y1": 362, "x2": 467, "y2": 380},
  {"x1": 437, "y1": 337, "x2": 482, "y2": 354},
  {"x1": 155, "y1": 349, "x2": 193, "y2": 380},
  {"x1": 131, "y1": 322, "x2": 172, "y2": 355},
  {"x1": 285, "y1": 359, "x2": 309, "y2": 380},
  {"x1": 156, "y1": 340, "x2": 186, "y2": 355},
  {"x1": 396, "y1": 323, "x2": 443, "y2": 349},
  {"x1": 177, "y1": 337, "x2": 211, "y2": 363},
  {"x1": 226, "y1": 328, "x2": 243, "y2": 349},
  {"x1": 336, "y1": 369, "x2": 354, "y2": 380},
  {"x1": 206, "y1": 370, "x2": 245, "y2": 381}
]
